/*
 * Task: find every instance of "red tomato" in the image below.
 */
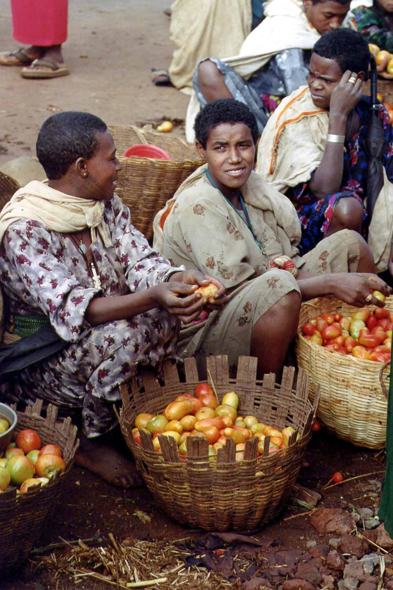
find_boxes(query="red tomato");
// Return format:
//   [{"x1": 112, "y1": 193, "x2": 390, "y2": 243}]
[
  {"x1": 378, "y1": 318, "x2": 390, "y2": 331},
  {"x1": 325, "y1": 343, "x2": 340, "y2": 351},
  {"x1": 374, "y1": 345, "x2": 391, "y2": 354},
  {"x1": 315, "y1": 317, "x2": 328, "y2": 333},
  {"x1": 322, "y1": 325, "x2": 342, "y2": 340},
  {"x1": 132, "y1": 428, "x2": 142, "y2": 446},
  {"x1": 39, "y1": 444, "x2": 63, "y2": 458},
  {"x1": 344, "y1": 336, "x2": 357, "y2": 352},
  {"x1": 302, "y1": 322, "x2": 319, "y2": 336},
  {"x1": 312, "y1": 419, "x2": 321, "y2": 431},
  {"x1": 333, "y1": 336, "x2": 345, "y2": 346},
  {"x1": 374, "y1": 307, "x2": 390, "y2": 319},
  {"x1": 199, "y1": 394, "x2": 219, "y2": 409},
  {"x1": 359, "y1": 327, "x2": 370, "y2": 338},
  {"x1": 367, "y1": 315, "x2": 378, "y2": 331},
  {"x1": 176, "y1": 395, "x2": 203, "y2": 414},
  {"x1": 334, "y1": 313, "x2": 342, "y2": 322},
  {"x1": 15, "y1": 429, "x2": 41, "y2": 454},
  {"x1": 332, "y1": 472, "x2": 343, "y2": 484},
  {"x1": 310, "y1": 333, "x2": 323, "y2": 346},
  {"x1": 202, "y1": 426, "x2": 220, "y2": 444},
  {"x1": 195, "y1": 383, "x2": 214, "y2": 399},
  {"x1": 322, "y1": 313, "x2": 335, "y2": 325},
  {"x1": 358, "y1": 334, "x2": 382, "y2": 348},
  {"x1": 371, "y1": 327, "x2": 387, "y2": 340},
  {"x1": 369, "y1": 351, "x2": 391, "y2": 362},
  {"x1": 35, "y1": 454, "x2": 66, "y2": 478}
]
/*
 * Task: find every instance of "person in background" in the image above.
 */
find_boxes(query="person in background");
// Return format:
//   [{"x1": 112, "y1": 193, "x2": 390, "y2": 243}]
[
  {"x1": 257, "y1": 28, "x2": 393, "y2": 274},
  {"x1": 0, "y1": 111, "x2": 225, "y2": 487},
  {"x1": 0, "y1": 0, "x2": 69, "y2": 78},
  {"x1": 186, "y1": 0, "x2": 353, "y2": 141},
  {"x1": 354, "y1": 0, "x2": 393, "y2": 53}
]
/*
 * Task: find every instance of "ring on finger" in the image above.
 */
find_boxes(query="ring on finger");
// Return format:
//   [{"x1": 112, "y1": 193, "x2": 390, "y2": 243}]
[
  {"x1": 365, "y1": 293, "x2": 373, "y2": 304},
  {"x1": 348, "y1": 76, "x2": 357, "y2": 84}
]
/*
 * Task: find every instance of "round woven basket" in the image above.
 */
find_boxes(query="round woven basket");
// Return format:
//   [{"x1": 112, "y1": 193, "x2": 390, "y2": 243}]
[
  {"x1": 296, "y1": 295, "x2": 392, "y2": 450},
  {"x1": 109, "y1": 125, "x2": 204, "y2": 241},
  {"x1": 118, "y1": 355, "x2": 318, "y2": 532},
  {"x1": 0, "y1": 400, "x2": 79, "y2": 572}
]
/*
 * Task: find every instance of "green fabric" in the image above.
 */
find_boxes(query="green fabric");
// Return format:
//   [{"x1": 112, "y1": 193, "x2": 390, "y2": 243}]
[
  {"x1": 353, "y1": 5, "x2": 393, "y2": 54},
  {"x1": 379, "y1": 357, "x2": 393, "y2": 537},
  {"x1": 10, "y1": 314, "x2": 50, "y2": 338}
]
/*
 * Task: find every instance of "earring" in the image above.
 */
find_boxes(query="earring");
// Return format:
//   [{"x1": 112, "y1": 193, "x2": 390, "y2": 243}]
[{"x1": 82, "y1": 172, "x2": 88, "y2": 178}]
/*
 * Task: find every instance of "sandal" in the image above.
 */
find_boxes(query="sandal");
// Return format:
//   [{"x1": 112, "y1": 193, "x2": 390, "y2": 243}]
[
  {"x1": 151, "y1": 68, "x2": 171, "y2": 86},
  {"x1": 21, "y1": 58, "x2": 70, "y2": 79},
  {"x1": 0, "y1": 48, "x2": 34, "y2": 67}
]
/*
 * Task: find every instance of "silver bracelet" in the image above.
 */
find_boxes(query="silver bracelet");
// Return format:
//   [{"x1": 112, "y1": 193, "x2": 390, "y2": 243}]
[{"x1": 326, "y1": 134, "x2": 345, "y2": 143}]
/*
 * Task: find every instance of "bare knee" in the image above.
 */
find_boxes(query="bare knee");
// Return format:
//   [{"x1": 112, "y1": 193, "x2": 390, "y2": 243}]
[
  {"x1": 353, "y1": 232, "x2": 376, "y2": 273},
  {"x1": 197, "y1": 59, "x2": 232, "y2": 101},
  {"x1": 331, "y1": 198, "x2": 363, "y2": 233}
]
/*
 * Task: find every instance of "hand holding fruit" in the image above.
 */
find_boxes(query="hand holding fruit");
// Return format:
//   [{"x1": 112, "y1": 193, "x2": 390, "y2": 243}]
[
  {"x1": 179, "y1": 269, "x2": 227, "y2": 309},
  {"x1": 330, "y1": 273, "x2": 391, "y2": 308}
]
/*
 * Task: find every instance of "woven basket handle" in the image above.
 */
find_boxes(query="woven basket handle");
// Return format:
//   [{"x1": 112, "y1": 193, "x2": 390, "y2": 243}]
[
  {"x1": 379, "y1": 360, "x2": 391, "y2": 400},
  {"x1": 130, "y1": 125, "x2": 149, "y2": 145}
]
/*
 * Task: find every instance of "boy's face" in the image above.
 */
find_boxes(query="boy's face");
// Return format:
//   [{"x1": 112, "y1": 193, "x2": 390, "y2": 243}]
[
  {"x1": 303, "y1": 0, "x2": 350, "y2": 35},
  {"x1": 83, "y1": 130, "x2": 122, "y2": 200},
  {"x1": 196, "y1": 123, "x2": 256, "y2": 199},
  {"x1": 307, "y1": 52, "x2": 343, "y2": 109}
]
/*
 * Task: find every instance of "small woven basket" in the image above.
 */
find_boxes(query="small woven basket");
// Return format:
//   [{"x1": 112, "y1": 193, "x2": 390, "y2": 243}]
[
  {"x1": 0, "y1": 171, "x2": 19, "y2": 212},
  {"x1": 296, "y1": 295, "x2": 392, "y2": 450},
  {"x1": 109, "y1": 125, "x2": 204, "y2": 241},
  {"x1": 118, "y1": 355, "x2": 318, "y2": 532},
  {"x1": 0, "y1": 400, "x2": 79, "y2": 571}
]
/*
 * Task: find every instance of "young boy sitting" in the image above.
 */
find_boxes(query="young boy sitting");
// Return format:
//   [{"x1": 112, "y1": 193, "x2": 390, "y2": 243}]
[{"x1": 153, "y1": 98, "x2": 390, "y2": 377}]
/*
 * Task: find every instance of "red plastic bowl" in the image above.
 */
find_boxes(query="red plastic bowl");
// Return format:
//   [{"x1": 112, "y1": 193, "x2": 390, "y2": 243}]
[{"x1": 123, "y1": 144, "x2": 171, "y2": 160}]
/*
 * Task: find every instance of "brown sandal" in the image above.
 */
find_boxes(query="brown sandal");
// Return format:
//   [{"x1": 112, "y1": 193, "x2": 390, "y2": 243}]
[{"x1": 0, "y1": 48, "x2": 34, "y2": 67}]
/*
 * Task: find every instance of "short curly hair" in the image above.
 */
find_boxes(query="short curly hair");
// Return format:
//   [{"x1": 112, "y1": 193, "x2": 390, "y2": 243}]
[
  {"x1": 194, "y1": 99, "x2": 259, "y2": 149},
  {"x1": 312, "y1": 28, "x2": 370, "y2": 75},
  {"x1": 36, "y1": 111, "x2": 108, "y2": 180}
]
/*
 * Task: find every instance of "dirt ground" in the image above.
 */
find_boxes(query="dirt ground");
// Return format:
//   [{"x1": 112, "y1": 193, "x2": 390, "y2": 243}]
[
  {"x1": 0, "y1": 0, "x2": 189, "y2": 169},
  {"x1": 0, "y1": 2, "x2": 390, "y2": 588},
  {"x1": 2, "y1": 426, "x2": 386, "y2": 590}
]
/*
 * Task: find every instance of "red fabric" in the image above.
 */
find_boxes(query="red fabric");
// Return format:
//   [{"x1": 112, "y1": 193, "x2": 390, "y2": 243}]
[{"x1": 11, "y1": 0, "x2": 68, "y2": 46}]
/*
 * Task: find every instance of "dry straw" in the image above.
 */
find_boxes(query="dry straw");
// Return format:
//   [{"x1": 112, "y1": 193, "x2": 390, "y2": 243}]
[
  {"x1": 109, "y1": 125, "x2": 204, "y2": 241},
  {"x1": 118, "y1": 355, "x2": 318, "y2": 532},
  {"x1": 296, "y1": 295, "x2": 392, "y2": 450},
  {"x1": 0, "y1": 400, "x2": 79, "y2": 572}
]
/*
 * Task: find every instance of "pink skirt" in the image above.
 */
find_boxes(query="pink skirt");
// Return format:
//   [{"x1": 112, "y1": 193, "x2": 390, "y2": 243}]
[{"x1": 11, "y1": 0, "x2": 68, "y2": 46}]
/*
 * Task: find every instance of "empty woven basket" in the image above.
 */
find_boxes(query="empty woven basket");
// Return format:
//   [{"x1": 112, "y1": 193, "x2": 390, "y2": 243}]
[
  {"x1": 118, "y1": 355, "x2": 318, "y2": 532},
  {"x1": 109, "y1": 125, "x2": 204, "y2": 240}
]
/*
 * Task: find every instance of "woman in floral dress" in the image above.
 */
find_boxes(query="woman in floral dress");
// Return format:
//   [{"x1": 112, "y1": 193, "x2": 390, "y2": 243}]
[{"x1": 0, "y1": 111, "x2": 225, "y2": 487}]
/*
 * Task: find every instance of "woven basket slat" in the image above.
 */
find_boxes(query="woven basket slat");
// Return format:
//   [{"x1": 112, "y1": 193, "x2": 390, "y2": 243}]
[
  {"x1": 296, "y1": 295, "x2": 392, "y2": 449},
  {"x1": 0, "y1": 403, "x2": 78, "y2": 571},
  {"x1": 119, "y1": 355, "x2": 317, "y2": 532},
  {"x1": 108, "y1": 125, "x2": 204, "y2": 241}
]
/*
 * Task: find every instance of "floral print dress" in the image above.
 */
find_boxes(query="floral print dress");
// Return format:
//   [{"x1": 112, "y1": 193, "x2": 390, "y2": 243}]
[
  {"x1": 289, "y1": 97, "x2": 393, "y2": 255},
  {"x1": 0, "y1": 195, "x2": 181, "y2": 437}
]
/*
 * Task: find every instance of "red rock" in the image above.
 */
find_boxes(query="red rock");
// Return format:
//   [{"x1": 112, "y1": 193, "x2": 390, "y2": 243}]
[
  {"x1": 337, "y1": 534, "x2": 369, "y2": 558},
  {"x1": 375, "y1": 524, "x2": 393, "y2": 550},
  {"x1": 326, "y1": 550, "x2": 345, "y2": 571},
  {"x1": 308, "y1": 546, "x2": 329, "y2": 558},
  {"x1": 282, "y1": 580, "x2": 316, "y2": 590},
  {"x1": 242, "y1": 579, "x2": 273, "y2": 590},
  {"x1": 358, "y1": 582, "x2": 377, "y2": 590},
  {"x1": 310, "y1": 508, "x2": 356, "y2": 535},
  {"x1": 295, "y1": 562, "x2": 322, "y2": 586}
]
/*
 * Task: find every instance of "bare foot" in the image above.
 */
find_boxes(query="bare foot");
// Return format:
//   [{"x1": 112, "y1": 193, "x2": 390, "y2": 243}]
[{"x1": 75, "y1": 432, "x2": 144, "y2": 488}]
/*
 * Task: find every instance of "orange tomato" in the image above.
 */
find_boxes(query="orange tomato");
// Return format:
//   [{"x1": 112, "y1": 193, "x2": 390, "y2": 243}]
[
  {"x1": 376, "y1": 50, "x2": 391, "y2": 66},
  {"x1": 195, "y1": 407, "x2": 216, "y2": 420},
  {"x1": 352, "y1": 346, "x2": 370, "y2": 360},
  {"x1": 199, "y1": 393, "x2": 219, "y2": 409},
  {"x1": 315, "y1": 317, "x2": 328, "y2": 333},
  {"x1": 15, "y1": 429, "x2": 41, "y2": 454},
  {"x1": 358, "y1": 334, "x2": 382, "y2": 348},
  {"x1": 202, "y1": 426, "x2": 220, "y2": 444},
  {"x1": 387, "y1": 58, "x2": 393, "y2": 75},
  {"x1": 165, "y1": 420, "x2": 183, "y2": 434},
  {"x1": 322, "y1": 325, "x2": 342, "y2": 340},
  {"x1": 180, "y1": 415, "x2": 197, "y2": 431},
  {"x1": 135, "y1": 413, "x2": 155, "y2": 429},
  {"x1": 321, "y1": 313, "x2": 335, "y2": 325},
  {"x1": 344, "y1": 336, "x2": 357, "y2": 352},
  {"x1": 164, "y1": 400, "x2": 194, "y2": 421},
  {"x1": 176, "y1": 395, "x2": 203, "y2": 415},
  {"x1": 310, "y1": 333, "x2": 323, "y2": 346},
  {"x1": 194, "y1": 418, "x2": 224, "y2": 432},
  {"x1": 302, "y1": 322, "x2": 319, "y2": 336}
]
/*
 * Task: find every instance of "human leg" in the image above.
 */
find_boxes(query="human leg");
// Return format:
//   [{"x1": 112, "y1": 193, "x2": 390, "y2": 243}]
[
  {"x1": 299, "y1": 229, "x2": 375, "y2": 274},
  {"x1": 325, "y1": 196, "x2": 364, "y2": 237},
  {"x1": 197, "y1": 59, "x2": 233, "y2": 101}
]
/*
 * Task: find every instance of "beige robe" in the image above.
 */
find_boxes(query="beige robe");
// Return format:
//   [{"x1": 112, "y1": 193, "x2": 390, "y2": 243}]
[{"x1": 169, "y1": 0, "x2": 252, "y2": 94}]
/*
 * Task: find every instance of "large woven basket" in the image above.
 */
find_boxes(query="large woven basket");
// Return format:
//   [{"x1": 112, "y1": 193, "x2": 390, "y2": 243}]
[
  {"x1": 296, "y1": 295, "x2": 392, "y2": 450},
  {"x1": 0, "y1": 400, "x2": 79, "y2": 571},
  {"x1": 118, "y1": 355, "x2": 318, "y2": 532},
  {"x1": 109, "y1": 125, "x2": 204, "y2": 241}
]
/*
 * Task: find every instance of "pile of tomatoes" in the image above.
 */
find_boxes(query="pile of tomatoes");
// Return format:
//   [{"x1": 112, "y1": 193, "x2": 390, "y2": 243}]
[
  {"x1": 0, "y1": 428, "x2": 66, "y2": 494},
  {"x1": 133, "y1": 384, "x2": 298, "y2": 461},
  {"x1": 301, "y1": 305, "x2": 392, "y2": 362}
]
